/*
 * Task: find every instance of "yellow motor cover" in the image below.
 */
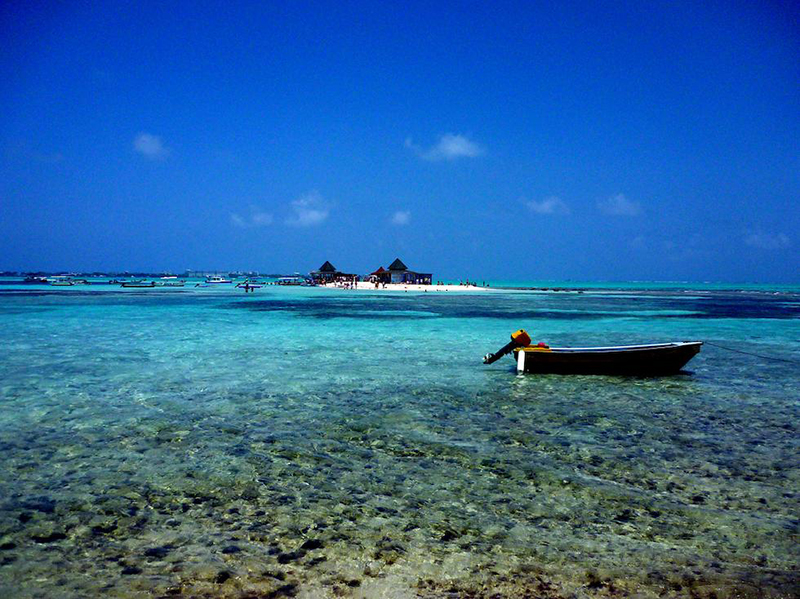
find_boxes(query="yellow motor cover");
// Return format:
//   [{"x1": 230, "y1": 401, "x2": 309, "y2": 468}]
[{"x1": 511, "y1": 329, "x2": 532, "y2": 347}]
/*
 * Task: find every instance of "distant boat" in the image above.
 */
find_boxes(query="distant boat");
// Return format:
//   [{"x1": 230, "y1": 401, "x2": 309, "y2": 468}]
[
  {"x1": 23, "y1": 276, "x2": 49, "y2": 284},
  {"x1": 49, "y1": 276, "x2": 74, "y2": 286},
  {"x1": 236, "y1": 280, "x2": 263, "y2": 289},
  {"x1": 154, "y1": 277, "x2": 185, "y2": 287},
  {"x1": 205, "y1": 276, "x2": 233, "y2": 284},
  {"x1": 276, "y1": 276, "x2": 306, "y2": 286},
  {"x1": 484, "y1": 330, "x2": 702, "y2": 375},
  {"x1": 120, "y1": 281, "x2": 156, "y2": 288}
]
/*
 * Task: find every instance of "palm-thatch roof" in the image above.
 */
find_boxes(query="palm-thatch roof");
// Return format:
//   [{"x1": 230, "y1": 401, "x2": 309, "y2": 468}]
[{"x1": 388, "y1": 258, "x2": 408, "y2": 271}]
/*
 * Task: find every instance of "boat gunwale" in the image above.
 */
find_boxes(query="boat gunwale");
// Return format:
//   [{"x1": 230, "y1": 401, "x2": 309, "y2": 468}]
[{"x1": 515, "y1": 341, "x2": 702, "y2": 354}]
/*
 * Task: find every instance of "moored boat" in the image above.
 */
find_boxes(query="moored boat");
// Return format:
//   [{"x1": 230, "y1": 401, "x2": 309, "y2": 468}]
[
  {"x1": 205, "y1": 276, "x2": 233, "y2": 284},
  {"x1": 120, "y1": 281, "x2": 156, "y2": 288},
  {"x1": 276, "y1": 276, "x2": 307, "y2": 286},
  {"x1": 49, "y1": 276, "x2": 74, "y2": 286},
  {"x1": 484, "y1": 330, "x2": 702, "y2": 375},
  {"x1": 236, "y1": 279, "x2": 263, "y2": 289},
  {"x1": 155, "y1": 279, "x2": 185, "y2": 287}
]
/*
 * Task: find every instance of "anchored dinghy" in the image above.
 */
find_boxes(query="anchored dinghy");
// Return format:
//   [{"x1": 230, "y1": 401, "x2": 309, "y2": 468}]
[{"x1": 484, "y1": 330, "x2": 702, "y2": 375}]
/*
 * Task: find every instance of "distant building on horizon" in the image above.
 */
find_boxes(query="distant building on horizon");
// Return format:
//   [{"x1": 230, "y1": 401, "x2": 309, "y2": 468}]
[
  {"x1": 310, "y1": 261, "x2": 357, "y2": 283},
  {"x1": 368, "y1": 258, "x2": 432, "y2": 285},
  {"x1": 367, "y1": 266, "x2": 390, "y2": 284},
  {"x1": 312, "y1": 258, "x2": 432, "y2": 285}
]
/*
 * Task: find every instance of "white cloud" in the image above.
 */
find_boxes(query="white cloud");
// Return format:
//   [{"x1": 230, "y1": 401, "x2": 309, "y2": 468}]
[
  {"x1": 133, "y1": 133, "x2": 168, "y2": 159},
  {"x1": 406, "y1": 134, "x2": 484, "y2": 161},
  {"x1": 526, "y1": 196, "x2": 571, "y2": 215},
  {"x1": 391, "y1": 210, "x2": 411, "y2": 225},
  {"x1": 745, "y1": 231, "x2": 791, "y2": 250},
  {"x1": 230, "y1": 206, "x2": 274, "y2": 228},
  {"x1": 597, "y1": 193, "x2": 641, "y2": 216},
  {"x1": 285, "y1": 191, "x2": 329, "y2": 227}
]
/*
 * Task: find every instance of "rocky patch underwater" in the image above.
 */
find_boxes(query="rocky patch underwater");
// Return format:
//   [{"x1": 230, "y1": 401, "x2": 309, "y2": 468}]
[{"x1": 0, "y1": 285, "x2": 798, "y2": 597}]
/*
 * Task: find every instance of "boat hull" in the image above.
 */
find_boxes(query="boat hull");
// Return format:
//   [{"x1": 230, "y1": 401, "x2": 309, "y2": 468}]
[{"x1": 512, "y1": 342, "x2": 702, "y2": 375}]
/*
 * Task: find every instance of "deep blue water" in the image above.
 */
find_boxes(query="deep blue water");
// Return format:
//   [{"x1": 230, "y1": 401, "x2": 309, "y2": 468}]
[{"x1": 0, "y1": 283, "x2": 798, "y2": 598}]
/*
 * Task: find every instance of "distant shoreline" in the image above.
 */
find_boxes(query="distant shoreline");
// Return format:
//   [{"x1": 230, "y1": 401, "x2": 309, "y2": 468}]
[
  {"x1": 0, "y1": 275, "x2": 798, "y2": 294},
  {"x1": 321, "y1": 281, "x2": 492, "y2": 292}
]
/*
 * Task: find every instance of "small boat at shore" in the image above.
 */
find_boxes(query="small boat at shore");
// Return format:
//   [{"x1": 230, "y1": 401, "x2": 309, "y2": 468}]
[
  {"x1": 276, "y1": 276, "x2": 310, "y2": 286},
  {"x1": 205, "y1": 276, "x2": 233, "y2": 284},
  {"x1": 484, "y1": 330, "x2": 702, "y2": 375},
  {"x1": 49, "y1": 276, "x2": 74, "y2": 286},
  {"x1": 24, "y1": 276, "x2": 49, "y2": 284},
  {"x1": 120, "y1": 281, "x2": 156, "y2": 288}
]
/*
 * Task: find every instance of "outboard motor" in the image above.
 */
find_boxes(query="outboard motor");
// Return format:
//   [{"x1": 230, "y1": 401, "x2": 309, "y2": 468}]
[{"x1": 483, "y1": 330, "x2": 532, "y2": 364}]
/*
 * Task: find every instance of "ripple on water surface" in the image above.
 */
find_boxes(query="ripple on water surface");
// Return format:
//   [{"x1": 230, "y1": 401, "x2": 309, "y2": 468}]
[{"x1": 0, "y1": 287, "x2": 798, "y2": 598}]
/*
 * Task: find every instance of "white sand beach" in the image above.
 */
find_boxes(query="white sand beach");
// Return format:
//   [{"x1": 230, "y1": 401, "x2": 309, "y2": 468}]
[{"x1": 320, "y1": 281, "x2": 492, "y2": 292}]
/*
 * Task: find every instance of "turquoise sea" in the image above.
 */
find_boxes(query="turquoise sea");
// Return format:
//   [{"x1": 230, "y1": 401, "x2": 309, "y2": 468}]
[{"x1": 0, "y1": 281, "x2": 798, "y2": 598}]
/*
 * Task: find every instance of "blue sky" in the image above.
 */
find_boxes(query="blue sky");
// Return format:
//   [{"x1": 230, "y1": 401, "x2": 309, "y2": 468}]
[{"x1": 1, "y1": 1, "x2": 798, "y2": 281}]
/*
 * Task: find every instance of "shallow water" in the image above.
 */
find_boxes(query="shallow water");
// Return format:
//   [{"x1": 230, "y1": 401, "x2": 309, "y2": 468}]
[{"x1": 0, "y1": 284, "x2": 798, "y2": 598}]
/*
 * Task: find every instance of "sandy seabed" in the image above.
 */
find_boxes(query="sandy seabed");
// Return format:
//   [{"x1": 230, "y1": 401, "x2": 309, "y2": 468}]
[{"x1": 1, "y1": 285, "x2": 798, "y2": 598}]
